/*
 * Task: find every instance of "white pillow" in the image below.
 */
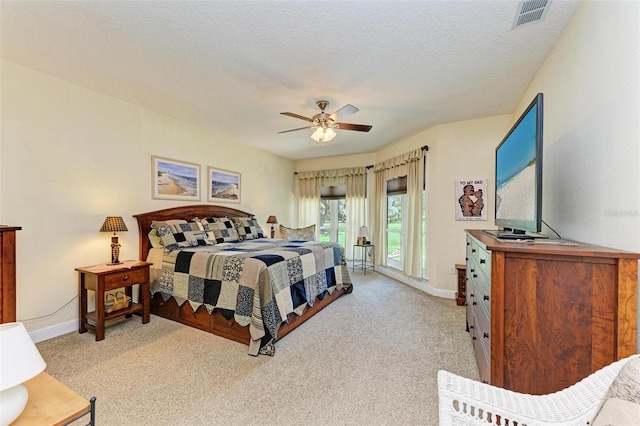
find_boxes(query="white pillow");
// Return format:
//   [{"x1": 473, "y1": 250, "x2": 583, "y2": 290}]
[{"x1": 592, "y1": 357, "x2": 640, "y2": 425}]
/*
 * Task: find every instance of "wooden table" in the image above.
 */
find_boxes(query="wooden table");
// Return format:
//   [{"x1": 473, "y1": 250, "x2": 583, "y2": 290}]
[
  {"x1": 12, "y1": 372, "x2": 94, "y2": 426},
  {"x1": 77, "y1": 260, "x2": 151, "y2": 341}
]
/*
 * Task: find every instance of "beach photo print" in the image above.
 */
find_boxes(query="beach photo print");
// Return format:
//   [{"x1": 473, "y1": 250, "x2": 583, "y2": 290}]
[
  {"x1": 208, "y1": 167, "x2": 241, "y2": 203},
  {"x1": 455, "y1": 179, "x2": 487, "y2": 220},
  {"x1": 151, "y1": 156, "x2": 201, "y2": 201}
]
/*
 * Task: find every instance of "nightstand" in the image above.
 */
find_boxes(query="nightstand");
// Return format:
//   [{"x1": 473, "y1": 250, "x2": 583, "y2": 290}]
[{"x1": 77, "y1": 260, "x2": 151, "y2": 341}]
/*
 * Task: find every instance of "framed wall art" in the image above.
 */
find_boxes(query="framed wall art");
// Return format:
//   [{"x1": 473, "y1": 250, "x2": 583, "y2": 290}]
[
  {"x1": 455, "y1": 179, "x2": 487, "y2": 220},
  {"x1": 207, "y1": 166, "x2": 241, "y2": 203},
  {"x1": 151, "y1": 156, "x2": 200, "y2": 201}
]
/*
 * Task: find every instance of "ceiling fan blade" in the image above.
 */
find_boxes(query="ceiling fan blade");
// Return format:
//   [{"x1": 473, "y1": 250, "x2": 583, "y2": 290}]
[
  {"x1": 278, "y1": 126, "x2": 314, "y2": 134},
  {"x1": 280, "y1": 112, "x2": 313, "y2": 122},
  {"x1": 336, "y1": 122, "x2": 372, "y2": 132},
  {"x1": 329, "y1": 104, "x2": 359, "y2": 121}
]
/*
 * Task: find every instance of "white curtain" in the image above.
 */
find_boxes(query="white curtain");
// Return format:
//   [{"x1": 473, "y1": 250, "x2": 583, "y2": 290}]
[
  {"x1": 372, "y1": 148, "x2": 426, "y2": 277},
  {"x1": 345, "y1": 171, "x2": 366, "y2": 254},
  {"x1": 295, "y1": 167, "x2": 366, "y2": 255}
]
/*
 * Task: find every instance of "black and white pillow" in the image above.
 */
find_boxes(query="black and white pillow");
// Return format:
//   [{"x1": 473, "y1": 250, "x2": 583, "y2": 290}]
[
  {"x1": 200, "y1": 217, "x2": 240, "y2": 243},
  {"x1": 151, "y1": 219, "x2": 210, "y2": 249},
  {"x1": 232, "y1": 217, "x2": 265, "y2": 240}
]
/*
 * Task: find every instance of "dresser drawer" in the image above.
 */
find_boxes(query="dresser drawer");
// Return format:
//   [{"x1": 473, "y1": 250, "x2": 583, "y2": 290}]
[
  {"x1": 474, "y1": 272, "x2": 491, "y2": 320},
  {"x1": 104, "y1": 269, "x2": 146, "y2": 291},
  {"x1": 467, "y1": 237, "x2": 481, "y2": 264},
  {"x1": 476, "y1": 245, "x2": 491, "y2": 280},
  {"x1": 473, "y1": 315, "x2": 491, "y2": 384}
]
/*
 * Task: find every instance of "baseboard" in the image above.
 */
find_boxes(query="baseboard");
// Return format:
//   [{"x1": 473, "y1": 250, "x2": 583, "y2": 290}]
[
  {"x1": 29, "y1": 320, "x2": 78, "y2": 343},
  {"x1": 375, "y1": 266, "x2": 456, "y2": 299}
]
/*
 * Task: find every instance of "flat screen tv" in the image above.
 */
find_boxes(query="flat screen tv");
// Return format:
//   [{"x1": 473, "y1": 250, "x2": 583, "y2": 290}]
[{"x1": 493, "y1": 93, "x2": 543, "y2": 238}]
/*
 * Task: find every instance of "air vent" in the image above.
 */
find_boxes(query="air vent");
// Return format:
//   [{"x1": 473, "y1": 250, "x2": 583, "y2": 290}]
[{"x1": 512, "y1": 0, "x2": 550, "y2": 29}]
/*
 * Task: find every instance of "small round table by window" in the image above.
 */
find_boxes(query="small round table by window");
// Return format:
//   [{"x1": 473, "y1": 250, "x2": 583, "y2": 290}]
[{"x1": 352, "y1": 244, "x2": 375, "y2": 274}]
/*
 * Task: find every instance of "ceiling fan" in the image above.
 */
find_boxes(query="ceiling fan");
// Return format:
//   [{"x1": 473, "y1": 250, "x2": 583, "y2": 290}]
[{"x1": 278, "y1": 100, "x2": 372, "y2": 144}]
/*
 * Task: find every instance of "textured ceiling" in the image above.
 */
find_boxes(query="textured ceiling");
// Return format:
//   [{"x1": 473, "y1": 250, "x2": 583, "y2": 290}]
[{"x1": 0, "y1": 1, "x2": 580, "y2": 160}]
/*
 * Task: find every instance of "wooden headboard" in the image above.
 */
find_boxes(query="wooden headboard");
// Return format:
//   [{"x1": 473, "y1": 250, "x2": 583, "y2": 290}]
[{"x1": 133, "y1": 205, "x2": 254, "y2": 261}]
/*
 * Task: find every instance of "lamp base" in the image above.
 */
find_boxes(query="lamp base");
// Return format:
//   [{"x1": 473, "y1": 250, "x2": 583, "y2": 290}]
[
  {"x1": 1, "y1": 384, "x2": 29, "y2": 426},
  {"x1": 106, "y1": 262, "x2": 122, "y2": 266}
]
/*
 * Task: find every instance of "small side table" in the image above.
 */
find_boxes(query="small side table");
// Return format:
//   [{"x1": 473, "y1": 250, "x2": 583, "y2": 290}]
[
  {"x1": 455, "y1": 263, "x2": 466, "y2": 306},
  {"x1": 13, "y1": 372, "x2": 95, "y2": 426},
  {"x1": 353, "y1": 244, "x2": 375, "y2": 274},
  {"x1": 77, "y1": 260, "x2": 151, "y2": 341}
]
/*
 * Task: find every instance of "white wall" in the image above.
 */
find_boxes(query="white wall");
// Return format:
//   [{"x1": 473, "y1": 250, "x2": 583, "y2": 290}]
[
  {"x1": 521, "y1": 0, "x2": 640, "y2": 349},
  {"x1": 521, "y1": 0, "x2": 640, "y2": 252},
  {"x1": 1, "y1": 60, "x2": 294, "y2": 336}
]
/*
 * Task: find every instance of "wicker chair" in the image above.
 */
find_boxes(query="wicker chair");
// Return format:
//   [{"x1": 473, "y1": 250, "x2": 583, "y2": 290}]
[{"x1": 438, "y1": 354, "x2": 640, "y2": 426}]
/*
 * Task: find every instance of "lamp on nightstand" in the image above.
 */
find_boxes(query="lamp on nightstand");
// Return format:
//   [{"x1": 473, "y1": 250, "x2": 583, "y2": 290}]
[
  {"x1": 0, "y1": 322, "x2": 46, "y2": 426},
  {"x1": 266, "y1": 215, "x2": 278, "y2": 238},
  {"x1": 100, "y1": 216, "x2": 128, "y2": 265},
  {"x1": 358, "y1": 225, "x2": 370, "y2": 245}
]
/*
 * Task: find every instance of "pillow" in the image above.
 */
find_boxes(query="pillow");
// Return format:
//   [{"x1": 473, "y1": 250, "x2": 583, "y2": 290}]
[
  {"x1": 279, "y1": 224, "x2": 316, "y2": 241},
  {"x1": 148, "y1": 229, "x2": 164, "y2": 248},
  {"x1": 232, "y1": 217, "x2": 265, "y2": 240},
  {"x1": 592, "y1": 356, "x2": 640, "y2": 426},
  {"x1": 200, "y1": 217, "x2": 240, "y2": 243},
  {"x1": 151, "y1": 219, "x2": 210, "y2": 249}
]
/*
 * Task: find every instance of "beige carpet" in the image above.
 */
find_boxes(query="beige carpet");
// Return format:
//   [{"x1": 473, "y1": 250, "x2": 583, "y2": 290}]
[{"x1": 37, "y1": 270, "x2": 478, "y2": 426}]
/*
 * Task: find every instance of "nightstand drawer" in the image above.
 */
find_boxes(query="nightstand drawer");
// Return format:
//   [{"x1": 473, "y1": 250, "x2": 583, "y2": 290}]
[{"x1": 104, "y1": 269, "x2": 146, "y2": 290}]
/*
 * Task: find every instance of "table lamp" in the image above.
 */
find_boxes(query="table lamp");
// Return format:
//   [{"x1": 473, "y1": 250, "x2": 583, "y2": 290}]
[
  {"x1": 266, "y1": 215, "x2": 278, "y2": 238},
  {"x1": 0, "y1": 322, "x2": 47, "y2": 426},
  {"x1": 358, "y1": 225, "x2": 369, "y2": 245},
  {"x1": 100, "y1": 216, "x2": 128, "y2": 265}
]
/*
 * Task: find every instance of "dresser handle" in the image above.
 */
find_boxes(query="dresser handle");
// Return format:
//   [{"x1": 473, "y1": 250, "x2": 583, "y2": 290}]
[
  {"x1": 469, "y1": 325, "x2": 474, "y2": 330},
  {"x1": 480, "y1": 259, "x2": 486, "y2": 264},
  {"x1": 482, "y1": 379, "x2": 488, "y2": 384},
  {"x1": 470, "y1": 268, "x2": 475, "y2": 273},
  {"x1": 483, "y1": 332, "x2": 489, "y2": 339},
  {"x1": 472, "y1": 302, "x2": 477, "y2": 306},
  {"x1": 122, "y1": 275, "x2": 129, "y2": 281},
  {"x1": 473, "y1": 274, "x2": 477, "y2": 278},
  {"x1": 483, "y1": 295, "x2": 489, "y2": 301},
  {"x1": 469, "y1": 293, "x2": 475, "y2": 298},
  {"x1": 472, "y1": 249, "x2": 476, "y2": 253}
]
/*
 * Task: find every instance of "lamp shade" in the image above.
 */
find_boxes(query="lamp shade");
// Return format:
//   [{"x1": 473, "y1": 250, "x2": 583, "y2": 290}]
[
  {"x1": 0, "y1": 323, "x2": 46, "y2": 391},
  {"x1": 310, "y1": 126, "x2": 337, "y2": 144},
  {"x1": 100, "y1": 216, "x2": 128, "y2": 233},
  {"x1": 266, "y1": 216, "x2": 278, "y2": 224},
  {"x1": 358, "y1": 226, "x2": 369, "y2": 240}
]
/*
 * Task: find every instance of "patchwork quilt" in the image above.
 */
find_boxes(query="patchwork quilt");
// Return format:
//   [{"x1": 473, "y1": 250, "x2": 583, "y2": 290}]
[{"x1": 146, "y1": 239, "x2": 352, "y2": 355}]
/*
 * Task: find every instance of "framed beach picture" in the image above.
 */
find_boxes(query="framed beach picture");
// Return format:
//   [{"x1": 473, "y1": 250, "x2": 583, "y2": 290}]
[
  {"x1": 151, "y1": 156, "x2": 200, "y2": 201},
  {"x1": 455, "y1": 179, "x2": 487, "y2": 220},
  {"x1": 208, "y1": 167, "x2": 241, "y2": 203}
]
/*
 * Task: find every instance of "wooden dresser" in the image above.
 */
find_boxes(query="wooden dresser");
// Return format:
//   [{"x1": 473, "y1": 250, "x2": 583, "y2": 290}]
[
  {"x1": 0, "y1": 225, "x2": 21, "y2": 323},
  {"x1": 465, "y1": 229, "x2": 639, "y2": 395}
]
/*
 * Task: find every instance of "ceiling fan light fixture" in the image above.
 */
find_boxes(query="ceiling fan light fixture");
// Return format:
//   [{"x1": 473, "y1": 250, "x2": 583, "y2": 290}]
[{"x1": 310, "y1": 126, "x2": 337, "y2": 144}]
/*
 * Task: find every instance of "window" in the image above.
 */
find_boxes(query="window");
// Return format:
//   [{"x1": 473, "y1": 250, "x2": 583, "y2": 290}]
[
  {"x1": 387, "y1": 193, "x2": 405, "y2": 269},
  {"x1": 386, "y1": 176, "x2": 427, "y2": 276},
  {"x1": 319, "y1": 185, "x2": 346, "y2": 247}
]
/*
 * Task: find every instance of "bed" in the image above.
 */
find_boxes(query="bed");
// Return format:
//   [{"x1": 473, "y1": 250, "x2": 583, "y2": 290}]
[{"x1": 134, "y1": 205, "x2": 352, "y2": 355}]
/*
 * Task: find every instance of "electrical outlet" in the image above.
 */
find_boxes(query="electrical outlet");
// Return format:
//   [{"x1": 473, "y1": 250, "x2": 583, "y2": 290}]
[{"x1": 449, "y1": 266, "x2": 456, "y2": 274}]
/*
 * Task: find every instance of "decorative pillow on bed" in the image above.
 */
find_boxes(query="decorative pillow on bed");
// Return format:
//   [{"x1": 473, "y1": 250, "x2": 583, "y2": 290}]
[
  {"x1": 592, "y1": 356, "x2": 640, "y2": 426},
  {"x1": 151, "y1": 219, "x2": 210, "y2": 249},
  {"x1": 232, "y1": 217, "x2": 265, "y2": 240},
  {"x1": 279, "y1": 224, "x2": 316, "y2": 240},
  {"x1": 200, "y1": 217, "x2": 240, "y2": 243},
  {"x1": 147, "y1": 229, "x2": 164, "y2": 248}
]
